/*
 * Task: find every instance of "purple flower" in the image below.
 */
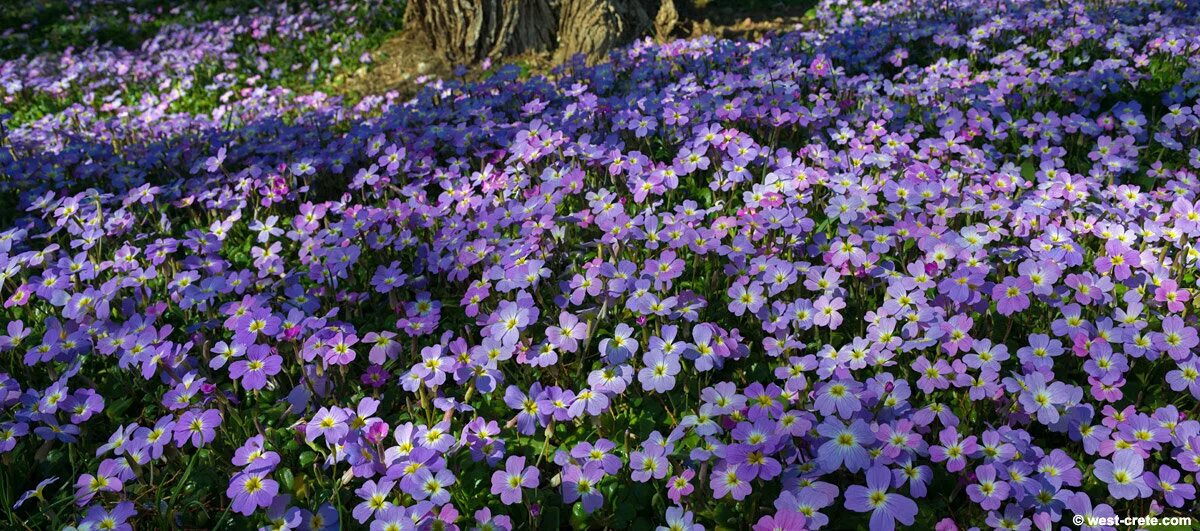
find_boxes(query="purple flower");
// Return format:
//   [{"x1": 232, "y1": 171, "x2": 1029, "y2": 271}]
[
  {"x1": 814, "y1": 379, "x2": 862, "y2": 418},
  {"x1": 1155, "y1": 315, "x2": 1198, "y2": 359},
  {"x1": 929, "y1": 427, "x2": 977, "y2": 473},
  {"x1": 562, "y1": 462, "x2": 605, "y2": 513},
  {"x1": 711, "y1": 463, "x2": 753, "y2": 501},
  {"x1": 638, "y1": 348, "x2": 681, "y2": 393},
  {"x1": 352, "y1": 479, "x2": 395, "y2": 523},
  {"x1": 965, "y1": 464, "x2": 1009, "y2": 510},
  {"x1": 844, "y1": 465, "x2": 918, "y2": 531},
  {"x1": 1017, "y1": 372, "x2": 1070, "y2": 424},
  {"x1": 1093, "y1": 450, "x2": 1151, "y2": 500},
  {"x1": 173, "y1": 409, "x2": 221, "y2": 448},
  {"x1": 409, "y1": 468, "x2": 454, "y2": 505},
  {"x1": 992, "y1": 277, "x2": 1031, "y2": 315},
  {"x1": 227, "y1": 469, "x2": 279, "y2": 516},
  {"x1": 229, "y1": 345, "x2": 282, "y2": 391},
  {"x1": 1145, "y1": 465, "x2": 1195, "y2": 508},
  {"x1": 490, "y1": 455, "x2": 538, "y2": 504},
  {"x1": 816, "y1": 418, "x2": 874, "y2": 473},
  {"x1": 306, "y1": 407, "x2": 349, "y2": 444},
  {"x1": 81, "y1": 501, "x2": 136, "y2": 531}
]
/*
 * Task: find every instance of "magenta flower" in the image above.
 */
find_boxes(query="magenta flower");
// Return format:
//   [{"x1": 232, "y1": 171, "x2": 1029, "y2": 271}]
[
  {"x1": 1154, "y1": 280, "x2": 1190, "y2": 312},
  {"x1": 666, "y1": 469, "x2": 695, "y2": 503}
]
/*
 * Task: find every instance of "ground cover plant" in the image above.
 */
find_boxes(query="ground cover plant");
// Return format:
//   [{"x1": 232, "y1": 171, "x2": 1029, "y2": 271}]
[{"x1": 1, "y1": 0, "x2": 1200, "y2": 529}]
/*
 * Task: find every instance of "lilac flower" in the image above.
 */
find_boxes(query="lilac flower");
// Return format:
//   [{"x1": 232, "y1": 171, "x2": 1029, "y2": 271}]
[
  {"x1": 229, "y1": 345, "x2": 282, "y2": 391},
  {"x1": 630, "y1": 445, "x2": 670, "y2": 482},
  {"x1": 408, "y1": 468, "x2": 455, "y2": 505},
  {"x1": 596, "y1": 323, "x2": 639, "y2": 364},
  {"x1": 639, "y1": 348, "x2": 681, "y2": 393},
  {"x1": 490, "y1": 455, "x2": 538, "y2": 504},
  {"x1": 5, "y1": 2, "x2": 1200, "y2": 528},
  {"x1": 81, "y1": 501, "x2": 136, "y2": 531},
  {"x1": 173, "y1": 409, "x2": 221, "y2": 448},
  {"x1": 1155, "y1": 316, "x2": 1198, "y2": 360},
  {"x1": 1145, "y1": 465, "x2": 1195, "y2": 507},
  {"x1": 74, "y1": 459, "x2": 123, "y2": 506},
  {"x1": 562, "y1": 462, "x2": 605, "y2": 513},
  {"x1": 812, "y1": 295, "x2": 846, "y2": 329},
  {"x1": 1017, "y1": 373, "x2": 1070, "y2": 424},
  {"x1": 546, "y1": 312, "x2": 587, "y2": 353},
  {"x1": 711, "y1": 463, "x2": 753, "y2": 501},
  {"x1": 844, "y1": 465, "x2": 918, "y2": 531},
  {"x1": 227, "y1": 470, "x2": 279, "y2": 516},
  {"x1": 727, "y1": 281, "x2": 764, "y2": 316},
  {"x1": 306, "y1": 407, "x2": 349, "y2": 444},
  {"x1": 966, "y1": 465, "x2": 1009, "y2": 510},
  {"x1": 658, "y1": 506, "x2": 703, "y2": 531},
  {"x1": 992, "y1": 277, "x2": 1031, "y2": 315},
  {"x1": 490, "y1": 299, "x2": 532, "y2": 346},
  {"x1": 13, "y1": 476, "x2": 58, "y2": 509},
  {"x1": 1093, "y1": 451, "x2": 1151, "y2": 500},
  {"x1": 352, "y1": 480, "x2": 395, "y2": 523},
  {"x1": 1065, "y1": 492, "x2": 1117, "y2": 531},
  {"x1": 929, "y1": 427, "x2": 977, "y2": 473},
  {"x1": 816, "y1": 418, "x2": 873, "y2": 473}
]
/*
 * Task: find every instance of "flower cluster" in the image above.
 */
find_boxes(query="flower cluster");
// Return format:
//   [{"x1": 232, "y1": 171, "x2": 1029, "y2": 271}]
[
  {"x1": 2, "y1": 0, "x2": 1200, "y2": 529},
  {"x1": 0, "y1": 0, "x2": 403, "y2": 151}
]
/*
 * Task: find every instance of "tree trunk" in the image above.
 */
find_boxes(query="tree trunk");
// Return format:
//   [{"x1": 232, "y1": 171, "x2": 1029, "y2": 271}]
[{"x1": 404, "y1": 0, "x2": 677, "y2": 65}]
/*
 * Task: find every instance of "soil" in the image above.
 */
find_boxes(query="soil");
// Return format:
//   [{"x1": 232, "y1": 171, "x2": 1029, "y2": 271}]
[
  {"x1": 336, "y1": 1, "x2": 814, "y2": 101},
  {"x1": 338, "y1": 29, "x2": 452, "y2": 99}
]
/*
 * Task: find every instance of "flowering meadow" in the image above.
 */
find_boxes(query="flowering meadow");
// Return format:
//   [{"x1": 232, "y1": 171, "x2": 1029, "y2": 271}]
[{"x1": 2, "y1": 0, "x2": 1200, "y2": 529}]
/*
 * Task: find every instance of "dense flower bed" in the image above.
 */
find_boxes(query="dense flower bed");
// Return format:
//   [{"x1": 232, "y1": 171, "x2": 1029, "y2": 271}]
[
  {"x1": 2, "y1": 0, "x2": 1200, "y2": 529},
  {"x1": 0, "y1": 0, "x2": 403, "y2": 150}
]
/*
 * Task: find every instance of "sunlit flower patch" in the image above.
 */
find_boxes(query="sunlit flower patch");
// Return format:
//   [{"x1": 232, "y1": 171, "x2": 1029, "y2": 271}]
[{"x1": 2, "y1": 0, "x2": 1200, "y2": 529}]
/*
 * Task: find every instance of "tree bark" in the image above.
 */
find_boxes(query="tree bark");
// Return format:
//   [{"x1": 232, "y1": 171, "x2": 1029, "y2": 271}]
[{"x1": 404, "y1": 0, "x2": 677, "y2": 65}]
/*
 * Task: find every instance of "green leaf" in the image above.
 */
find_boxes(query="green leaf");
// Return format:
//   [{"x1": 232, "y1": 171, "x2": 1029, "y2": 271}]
[
  {"x1": 1020, "y1": 160, "x2": 1036, "y2": 180},
  {"x1": 542, "y1": 505, "x2": 563, "y2": 531},
  {"x1": 279, "y1": 467, "x2": 295, "y2": 490}
]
